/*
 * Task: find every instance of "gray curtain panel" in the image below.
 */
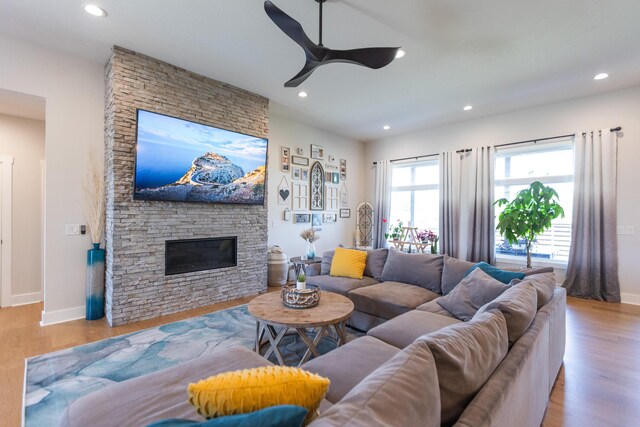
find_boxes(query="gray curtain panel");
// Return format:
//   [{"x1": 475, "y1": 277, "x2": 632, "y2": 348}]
[
  {"x1": 465, "y1": 146, "x2": 495, "y2": 263},
  {"x1": 373, "y1": 160, "x2": 391, "y2": 249},
  {"x1": 563, "y1": 130, "x2": 620, "y2": 301},
  {"x1": 439, "y1": 152, "x2": 461, "y2": 258}
]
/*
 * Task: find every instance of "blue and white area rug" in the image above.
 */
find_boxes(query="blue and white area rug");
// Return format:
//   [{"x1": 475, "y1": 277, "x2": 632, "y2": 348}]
[{"x1": 24, "y1": 304, "x2": 360, "y2": 427}]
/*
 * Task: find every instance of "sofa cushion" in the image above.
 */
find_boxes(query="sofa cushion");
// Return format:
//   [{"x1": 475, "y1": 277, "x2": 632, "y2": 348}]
[
  {"x1": 380, "y1": 249, "x2": 444, "y2": 293},
  {"x1": 368, "y1": 310, "x2": 461, "y2": 349},
  {"x1": 415, "y1": 299, "x2": 457, "y2": 319},
  {"x1": 349, "y1": 282, "x2": 439, "y2": 320},
  {"x1": 512, "y1": 271, "x2": 556, "y2": 309},
  {"x1": 441, "y1": 256, "x2": 476, "y2": 295},
  {"x1": 309, "y1": 340, "x2": 441, "y2": 427},
  {"x1": 466, "y1": 262, "x2": 526, "y2": 284},
  {"x1": 416, "y1": 311, "x2": 509, "y2": 426},
  {"x1": 306, "y1": 275, "x2": 379, "y2": 297},
  {"x1": 362, "y1": 248, "x2": 388, "y2": 280},
  {"x1": 476, "y1": 281, "x2": 538, "y2": 346},
  {"x1": 302, "y1": 336, "x2": 400, "y2": 404},
  {"x1": 437, "y1": 268, "x2": 510, "y2": 321},
  {"x1": 59, "y1": 347, "x2": 273, "y2": 427},
  {"x1": 330, "y1": 248, "x2": 368, "y2": 279}
]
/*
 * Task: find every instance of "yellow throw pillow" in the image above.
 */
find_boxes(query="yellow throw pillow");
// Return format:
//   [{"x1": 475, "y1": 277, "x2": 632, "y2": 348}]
[
  {"x1": 330, "y1": 247, "x2": 367, "y2": 279},
  {"x1": 188, "y1": 366, "x2": 329, "y2": 423}
]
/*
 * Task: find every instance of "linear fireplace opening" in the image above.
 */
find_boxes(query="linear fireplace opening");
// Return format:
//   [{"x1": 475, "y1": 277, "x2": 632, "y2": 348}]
[{"x1": 165, "y1": 237, "x2": 237, "y2": 275}]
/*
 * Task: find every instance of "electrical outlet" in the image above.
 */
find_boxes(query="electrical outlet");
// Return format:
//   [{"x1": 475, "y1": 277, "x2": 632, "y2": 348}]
[
  {"x1": 625, "y1": 226, "x2": 635, "y2": 235},
  {"x1": 65, "y1": 224, "x2": 80, "y2": 235},
  {"x1": 617, "y1": 226, "x2": 625, "y2": 235}
]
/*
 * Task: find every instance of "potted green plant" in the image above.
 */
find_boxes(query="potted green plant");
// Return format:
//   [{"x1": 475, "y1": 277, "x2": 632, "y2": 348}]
[
  {"x1": 296, "y1": 273, "x2": 307, "y2": 290},
  {"x1": 494, "y1": 181, "x2": 564, "y2": 268}
]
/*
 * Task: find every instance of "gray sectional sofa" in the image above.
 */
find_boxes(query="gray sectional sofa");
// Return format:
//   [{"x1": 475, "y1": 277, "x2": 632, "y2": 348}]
[{"x1": 60, "y1": 248, "x2": 565, "y2": 427}]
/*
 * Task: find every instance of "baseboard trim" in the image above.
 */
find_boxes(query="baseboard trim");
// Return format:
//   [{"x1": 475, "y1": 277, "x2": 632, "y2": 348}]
[
  {"x1": 40, "y1": 306, "x2": 85, "y2": 326},
  {"x1": 11, "y1": 291, "x2": 42, "y2": 306},
  {"x1": 621, "y1": 293, "x2": 640, "y2": 306}
]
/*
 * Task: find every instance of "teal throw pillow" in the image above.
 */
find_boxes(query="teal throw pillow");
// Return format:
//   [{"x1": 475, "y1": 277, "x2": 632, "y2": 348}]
[
  {"x1": 146, "y1": 405, "x2": 307, "y2": 427},
  {"x1": 465, "y1": 262, "x2": 525, "y2": 284}
]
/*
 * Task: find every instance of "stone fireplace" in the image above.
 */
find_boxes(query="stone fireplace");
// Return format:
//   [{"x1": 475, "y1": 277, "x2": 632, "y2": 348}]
[{"x1": 104, "y1": 47, "x2": 268, "y2": 326}]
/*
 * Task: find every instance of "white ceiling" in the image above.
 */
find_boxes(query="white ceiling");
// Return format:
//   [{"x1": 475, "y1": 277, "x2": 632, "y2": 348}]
[{"x1": 1, "y1": 0, "x2": 639, "y2": 141}]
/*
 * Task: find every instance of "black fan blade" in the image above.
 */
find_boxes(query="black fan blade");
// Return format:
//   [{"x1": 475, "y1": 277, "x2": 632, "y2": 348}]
[
  {"x1": 284, "y1": 60, "x2": 321, "y2": 87},
  {"x1": 325, "y1": 47, "x2": 400, "y2": 69},
  {"x1": 264, "y1": 1, "x2": 318, "y2": 55}
]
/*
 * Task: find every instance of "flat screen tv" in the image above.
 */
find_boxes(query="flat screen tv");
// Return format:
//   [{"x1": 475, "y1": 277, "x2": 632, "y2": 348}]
[{"x1": 133, "y1": 109, "x2": 267, "y2": 205}]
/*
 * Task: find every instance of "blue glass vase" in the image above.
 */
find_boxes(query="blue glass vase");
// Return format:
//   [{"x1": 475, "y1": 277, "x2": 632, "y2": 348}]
[
  {"x1": 86, "y1": 242, "x2": 105, "y2": 320},
  {"x1": 306, "y1": 241, "x2": 316, "y2": 260}
]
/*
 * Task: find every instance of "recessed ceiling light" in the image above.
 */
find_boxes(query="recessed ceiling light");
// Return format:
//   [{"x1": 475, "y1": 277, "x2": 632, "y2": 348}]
[
  {"x1": 383, "y1": 125, "x2": 390, "y2": 130},
  {"x1": 298, "y1": 91, "x2": 308, "y2": 98},
  {"x1": 84, "y1": 4, "x2": 106, "y2": 17},
  {"x1": 395, "y1": 49, "x2": 406, "y2": 59},
  {"x1": 463, "y1": 105, "x2": 473, "y2": 111},
  {"x1": 594, "y1": 73, "x2": 609, "y2": 80}
]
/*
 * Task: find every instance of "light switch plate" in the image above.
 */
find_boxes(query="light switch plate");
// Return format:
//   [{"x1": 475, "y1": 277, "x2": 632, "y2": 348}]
[
  {"x1": 617, "y1": 226, "x2": 625, "y2": 235},
  {"x1": 625, "y1": 226, "x2": 635, "y2": 235},
  {"x1": 65, "y1": 224, "x2": 80, "y2": 235}
]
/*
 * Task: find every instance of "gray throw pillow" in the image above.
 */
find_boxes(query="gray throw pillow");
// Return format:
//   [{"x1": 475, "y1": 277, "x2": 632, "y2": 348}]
[
  {"x1": 311, "y1": 340, "x2": 441, "y2": 427},
  {"x1": 320, "y1": 250, "x2": 336, "y2": 275},
  {"x1": 476, "y1": 282, "x2": 538, "y2": 346},
  {"x1": 416, "y1": 310, "x2": 509, "y2": 426},
  {"x1": 363, "y1": 248, "x2": 388, "y2": 280},
  {"x1": 437, "y1": 268, "x2": 510, "y2": 321},
  {"x1": 513, "y1": 271, "x2": 556, "y2": 309},
  {"x1": 441, "y1": 255, "x2": 476, "y2": 295},
  {"x1": 380, "y1": 249, "x2": 444, "y2": 293}
]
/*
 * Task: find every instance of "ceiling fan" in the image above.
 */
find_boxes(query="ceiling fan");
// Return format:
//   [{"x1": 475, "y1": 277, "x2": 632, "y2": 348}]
[{"x1": 264, "y1": 0, "x2": 400, "y2": 87}]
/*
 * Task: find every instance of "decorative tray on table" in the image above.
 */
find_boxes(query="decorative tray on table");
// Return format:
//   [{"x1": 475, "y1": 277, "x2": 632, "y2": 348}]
[{"x1": 281, "y1": 284, "x2": 321, "y2": 309}]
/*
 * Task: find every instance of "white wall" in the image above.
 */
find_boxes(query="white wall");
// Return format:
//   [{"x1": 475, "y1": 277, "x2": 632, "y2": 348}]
[
  {"x1": 363, "y1": 85, "x2": 640, "y2": 302},
  {"x1": 0, "y1": 35, "x2": 105, "y2": 323},
  {"x1": 267, "y1": 112, "x2": 365, "y2": 259},
  {"x1": 0, "y1": 114, "x2": 45, "y2": 303}
]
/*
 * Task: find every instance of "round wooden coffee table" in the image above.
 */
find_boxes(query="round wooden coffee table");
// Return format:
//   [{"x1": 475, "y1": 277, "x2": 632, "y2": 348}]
[{"x1": 248, "y1": 290, "x2": 354, "y2": 366}]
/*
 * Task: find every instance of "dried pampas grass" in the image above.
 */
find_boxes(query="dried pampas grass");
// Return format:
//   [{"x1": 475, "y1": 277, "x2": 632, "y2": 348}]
[{"x1": 83, "y1": 149, "x2": 105, "y2": 245}]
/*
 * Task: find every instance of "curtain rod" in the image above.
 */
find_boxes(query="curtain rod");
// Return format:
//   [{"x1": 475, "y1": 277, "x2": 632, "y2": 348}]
[
  {"x1": 372, "y1": 127, "x2": 622, "y2": 164},
  {"x1": 495, "y1": 126, "x2": 622, "y2": 149},
  {"x1": 372, "y1": 152, "x2": 438, "y2": 165}
]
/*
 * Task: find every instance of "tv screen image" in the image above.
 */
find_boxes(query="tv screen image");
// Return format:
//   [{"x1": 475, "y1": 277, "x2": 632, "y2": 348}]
[{"x1": 134, "y1": 110, "x2": 267, "y2": 204}]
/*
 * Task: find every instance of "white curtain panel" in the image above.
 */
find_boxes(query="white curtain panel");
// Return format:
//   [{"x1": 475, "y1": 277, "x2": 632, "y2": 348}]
[
  {"x1": 563, "y1": 130, "x2": 620, "y2": 301},
  {"x1": 465, "y1": 146, "x2": 495, "y2": 263},
  {"x1": 439, "y1": 152, "x2": 462, "y2": 258},
  {"x1": 373, "y1": 160, "x2": 392, "y2": 249}
]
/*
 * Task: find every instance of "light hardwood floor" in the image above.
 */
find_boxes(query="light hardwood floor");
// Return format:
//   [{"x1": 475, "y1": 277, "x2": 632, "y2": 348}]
[{"x1": 1, "y1": 295, "x2": 639, "y2": 427}]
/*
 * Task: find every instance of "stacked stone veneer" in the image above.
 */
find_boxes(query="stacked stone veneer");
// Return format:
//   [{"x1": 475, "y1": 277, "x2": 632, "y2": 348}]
[{"x1": 104, "y1": 47, "x2": 269, "y2": 326}]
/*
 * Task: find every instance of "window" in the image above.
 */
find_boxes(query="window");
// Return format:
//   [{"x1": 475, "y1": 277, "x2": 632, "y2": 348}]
[
  {"x1": 388, "y1": 159, "x2": 439, "y2": 234},
  {"x1": 494, "y1": 139, "x2": 574, "y2": 263}
]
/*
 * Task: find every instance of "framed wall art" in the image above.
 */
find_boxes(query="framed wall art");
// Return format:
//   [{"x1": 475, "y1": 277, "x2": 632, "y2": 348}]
[
  {"x1": 292, "y1": 181, "x2": 309, "y2": 211},
  {"x1": 325, "y1": 185, "x2": 339, "y2": 210},
  {"x1": 332, "y1": 172, "x2": 340, "y2": 184},
  {"x1": 301, "y1": 168, "x2": 309, "y2": 180},
  {"x1": 281, "y1": 147, "x2": 290, "y2": 172},
  {"x1": 340, "y1": 208, "x2": 351, "y2": 218},
  {"x1": 323, "y1": 213, "x2": 337, "y2": 223},
  {"x1": 292, "y1": 167, "x2": 301, "y2": 180},
  {"x1": 340, "y1": 159, "x2": 347, "y2": 180},
  {"x1": 311, "y1": 144, "x2": 325, "y2": 160},
  {"x1": 340, "y1": 183, "x2": 348, "y2": 207},
  {"x1": 295, "y1": 213, "x2": 311, "y2": 223},
  {"x1": 277, "y1": 176, "x2": 291, "y2": 206},
  {"x1": 292, "y1": 156, "x2": 309, "y2": 166},
  {"x1": 310, "y1": 161, "x2": 325, "y2": 210}
]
